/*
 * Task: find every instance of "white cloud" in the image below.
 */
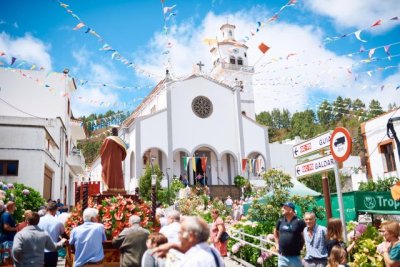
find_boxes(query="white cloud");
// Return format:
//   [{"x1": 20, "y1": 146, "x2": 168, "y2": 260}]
[
  {"x1": 70, "y1": 47, "x2": 125, "y2": 116},
  {"x1": 0, "y1": 32, "x2": 52, "y2": 69},
  {"x1": 304, "y1": 0, "x2": 400, "y2": 30},
  {"x1": 134, "y1": 7, "x2": 398, "y2": 114}
]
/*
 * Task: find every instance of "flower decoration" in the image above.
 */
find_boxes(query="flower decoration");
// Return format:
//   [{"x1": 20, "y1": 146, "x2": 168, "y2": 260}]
[
  {"x1": 7, "y1": 184, "x2": 14, "y2": 189},
  {"x1": 22, "y1": 189, "x2": 30, "y2": 195},
  {"x1": 65, "y1": 195, "x2": 155, "y2": 239}
]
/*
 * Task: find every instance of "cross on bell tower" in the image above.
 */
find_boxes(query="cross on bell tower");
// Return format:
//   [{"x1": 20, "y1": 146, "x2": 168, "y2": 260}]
[{"x1": 196, "y1": 61, "x2": 204, "y2": 72}]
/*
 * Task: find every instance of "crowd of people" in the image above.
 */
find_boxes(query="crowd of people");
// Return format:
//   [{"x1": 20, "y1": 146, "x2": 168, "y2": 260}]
[
  {"x1": 274, "y1": 202, "x2": 400, "y2": 267},
  {"x1": 0, "y1": 195, "x2": 399, "y2": 267}
]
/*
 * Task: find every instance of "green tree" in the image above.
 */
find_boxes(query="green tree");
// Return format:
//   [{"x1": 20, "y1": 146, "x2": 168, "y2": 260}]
[
  {"x1": 290, "y1": 109, "x2": 316, "y2": 139},
  {"x1": 317, "y1": 100, "x2": 333, "y2": 126},
  {"x1": 281, "y1": 108, "x2": 291, "y2": 129},
  {"x1": 271, "y1": 108, "x2": 282, "y2": 129},
  {"x1": 256, "y1": 111, "x2": 276, "y2": 140},
  {"x1": 368, "y1": 99, "x2": 384, "y2": 119},
  {"x1": 298, "y1": 170, "x2": 344, "y2": 194},
  {"x1": 139, "y1": 164, "x2": 163, "y2": 201},
  {"x1": 332, "y1": 96, "x2": 345, "y2": 121}
]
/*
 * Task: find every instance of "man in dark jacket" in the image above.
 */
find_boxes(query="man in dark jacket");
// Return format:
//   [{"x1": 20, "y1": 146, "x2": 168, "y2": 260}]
[{"x1": 116, "y1": 230, "x2": 149, "y2": 267}]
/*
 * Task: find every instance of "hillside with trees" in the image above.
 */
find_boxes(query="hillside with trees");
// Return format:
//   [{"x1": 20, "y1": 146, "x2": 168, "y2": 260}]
[
  {"x1": 256, "y1": 96, "x2": 394, "y2": 156},
  {"x1": 77, "y1": 110, "x2": 131, "y2": 164}
]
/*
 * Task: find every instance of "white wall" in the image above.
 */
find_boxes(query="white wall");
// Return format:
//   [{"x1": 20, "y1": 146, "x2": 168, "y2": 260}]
[
  {"x1": 171, "y1": 77, "x2": 239, "y2": 154},
  {"x1": 364, "y1": 109, "x2": 400, "y2": 180},
  {"x1": 140, "y1": 110, "x2": 169, "y2": 159},
  {"x1": 269, "y1": 143, "x2": 297, "y2": 178},
  {"x1": 242, "y1": 117, "x2": 268, "y2": 161}
]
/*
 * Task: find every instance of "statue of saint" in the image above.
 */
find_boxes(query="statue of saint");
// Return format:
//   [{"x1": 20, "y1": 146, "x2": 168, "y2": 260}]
[{"x1": 100, "y1": 127, "x2": 127, "y2": 193}]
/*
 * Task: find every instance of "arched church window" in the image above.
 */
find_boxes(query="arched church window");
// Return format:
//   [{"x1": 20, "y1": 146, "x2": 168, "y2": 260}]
[
  {"x1": 229, "y1": 30, "x2": 232, "y2": 37},
  {"x1": 244, "y1": 52, "x2": 247, "y2": 58},
  {"x1": 230, "y1": 56, "x2": 236, "y2": 64},
  {"x1": 192, "y1": 96, "x2": 213, "y2": 118},
  {"x1": 242, "y1": 111, "x2": 247, "y2": 116},
  {"x1": 237, "y1": 57, "x2": 243, "y2": 65}
]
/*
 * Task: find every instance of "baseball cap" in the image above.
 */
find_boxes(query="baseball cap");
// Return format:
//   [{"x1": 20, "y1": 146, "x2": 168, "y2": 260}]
[{"x1": 281, "y1": 202, "x2": 295, "y2": 211}]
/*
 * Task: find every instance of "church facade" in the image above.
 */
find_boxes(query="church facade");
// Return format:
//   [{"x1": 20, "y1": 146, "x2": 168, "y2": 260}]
[{"x1": 118, "y1": 24, "x2": 271, "y2": 190}]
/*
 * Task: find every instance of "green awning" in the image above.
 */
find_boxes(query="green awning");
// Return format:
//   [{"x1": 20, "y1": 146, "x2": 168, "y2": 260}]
[{"x1": 358, "y1": 209, "x2": 400, "y2": 215}]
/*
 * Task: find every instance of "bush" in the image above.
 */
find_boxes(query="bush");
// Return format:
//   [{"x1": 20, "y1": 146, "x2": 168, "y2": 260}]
[
  {"x1": 358, "y1": 176, "x2": 399, "y2": 192},
  {"x1": 1, "y1": 182, "x2": 46, "y2": 222}
]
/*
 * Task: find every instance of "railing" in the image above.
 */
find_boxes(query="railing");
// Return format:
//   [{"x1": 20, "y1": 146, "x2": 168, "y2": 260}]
[{"x1": 229, "y1": 228, "x2": 278, "y2": 265}]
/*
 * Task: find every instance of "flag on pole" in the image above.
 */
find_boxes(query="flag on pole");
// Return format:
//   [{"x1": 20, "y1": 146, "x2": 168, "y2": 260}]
[
  {"x1": 183, "y1": 157, "x2": 188, "y2": 170},
  {"x1": 201, "y1": 157, "x2": 207, "y2": 173},
  {"x1": 241, "y1": 159, "x2": 247, "y2": 173},
  {"x1": 192, "y1": 157, "x2": 197, "y2": 172}
]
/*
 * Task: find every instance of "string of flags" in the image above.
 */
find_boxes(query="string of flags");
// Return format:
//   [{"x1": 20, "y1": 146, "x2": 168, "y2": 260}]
[
  {"x1": 159, "y1": 0, "x2": 178, "y2": 77},
  {"x1": 242, "y1": 0, "x2": 298, "y2": 43},
  {"x1": 324, "y1": 16, "x2": 399, "y2": 44},
  {"x1": 56, "y1": 0, "x2": 161, "y2": 79},
  {"x1": 241, "y1": 158, "x2": 263, "y2": 174},
  {"x1": 182, "y1": 157, "x2": 208, "y2": 174}
]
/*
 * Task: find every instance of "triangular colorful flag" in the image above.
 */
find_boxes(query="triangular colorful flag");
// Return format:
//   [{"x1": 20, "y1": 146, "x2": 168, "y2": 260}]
[
  {"x1": 354, "y1": 30, "x2": 367, "y2": 42},
  {"x1": 258, "y1": 42, "x2": 270, "y2": 54},
  {"x1": 73, "y1": 22, "x2": 85, "y2": 30},
  {"x1": 248, "y1": 159, "x2": 252, "y2": 173},
  {"x1": 0, "y1": 52, "x2": 5, "y2": 56},
  {"x1": 163, "y1": 5, "x2": 176, "y2": 14},
  {"x1": 368, "y1": 48, "x2": 376, "y2": 59},
  {"x1": 384, "y1": 45, "x2": 391, "y2": 60},
  {"x1": 371, "y1": 19, "x2": 382, "y2": 27},
  {"x1": 11, "y1": 57, "x2": 16, "y2": 65}
]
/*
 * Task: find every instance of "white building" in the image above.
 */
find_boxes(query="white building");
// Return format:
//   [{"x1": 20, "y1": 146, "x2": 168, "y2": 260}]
[
  {"x1": 361, "y1": 108, "x2": 400, "y2": 180},
  {"x1": 109, "y1": 24, "x2": 271, "y2": 192},
  {"x1": 0, "y1": 69, "x2": 86, "y2": 204}
]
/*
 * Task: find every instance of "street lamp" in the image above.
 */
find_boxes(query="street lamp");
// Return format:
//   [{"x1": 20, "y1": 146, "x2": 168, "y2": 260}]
[
  {"x1": 166, "y1": 168, "x2": 171, "y2": 205},
  {"x1": 151, "y1": 174, "x2": 157, "y2": 223}
]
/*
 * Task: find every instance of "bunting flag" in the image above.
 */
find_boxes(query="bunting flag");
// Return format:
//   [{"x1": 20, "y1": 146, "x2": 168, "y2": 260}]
[
  {"x1": 73, "y1": 22, "x2": 85, "y2": 30},
  {"x1": 248, "y1": 159, "x2": 253, "y2": 173},
  {"x1": 0, "y1": 52, "x2": 5, "y2": 56},
  {"x1": 371, "y1": 19, "x2": 382, "y2": 27},
  {"x1": 258, "y1": 42, "x2": 270, "y2": 54},
  {"x1": 201, "y1": 157, "x2": 207, "y2": 175},
  {"x1": 163, "y1": 5, "x2": 176, "y2": 14},
  {"x1": 10, "y1": 57, "x2": 16, "y2": 65},
  {"x1": 202, "y1": 37, "x2": 218, "y2": 46},
  {"x1": 325, "y1": 15, "x2": 400, "y2": 44},
  {"x1": 55, "y1": 0, "x2": 160, "y2": 79},
  {"x1": 256, "y1": 159, "x2": 261, "y2": 174},
  {"x1": 241, "y1": 159, "x2": 247, "y2": 173},
  {"x1": 183, "y1": 157, "x2": 188, "y2": 170},
  {"x1": 192, "y1": 157, "x2": 196, "y2": 172},
  {"x1": 384, "y1": 45, "x2": 391, "y2": 60},
  {"x1": 368, "y1": 48, "x2": 376, "y2": 59},
  {"x1": 354, "y1": 30, "x2": 367, "y2": 42}
]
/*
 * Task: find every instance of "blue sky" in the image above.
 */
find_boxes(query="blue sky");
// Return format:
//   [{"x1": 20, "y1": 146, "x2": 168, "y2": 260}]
[{"x1": 1, "y1": 0, "x2": 399, "y2": 117}]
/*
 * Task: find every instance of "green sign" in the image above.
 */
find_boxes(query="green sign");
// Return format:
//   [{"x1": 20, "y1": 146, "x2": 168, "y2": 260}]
[{"x1": 355, "y1": 191, "x2": 400, "y2": 214}]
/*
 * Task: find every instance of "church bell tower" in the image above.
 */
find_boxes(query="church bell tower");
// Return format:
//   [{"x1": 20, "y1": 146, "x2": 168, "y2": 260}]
[{"x1": 210, "y1": 23, "x2": 255, "y2": 120}]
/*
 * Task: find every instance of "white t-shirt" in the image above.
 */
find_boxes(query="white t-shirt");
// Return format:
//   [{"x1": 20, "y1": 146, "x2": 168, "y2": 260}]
[
  {"x1": 225, "y1": 198, "x2": 233, "y2": 206},
  {"x1": 160, "y1": 222, "x2": 181, "y2": 244},
  {"x1": 178, "y1": 242, "x2": 225, "y2": 267}
]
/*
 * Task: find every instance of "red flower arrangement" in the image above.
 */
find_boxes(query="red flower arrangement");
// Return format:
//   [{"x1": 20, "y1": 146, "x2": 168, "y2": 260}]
[{"x1": 65, "y1": 195, "x2": 155, "y2": 239}]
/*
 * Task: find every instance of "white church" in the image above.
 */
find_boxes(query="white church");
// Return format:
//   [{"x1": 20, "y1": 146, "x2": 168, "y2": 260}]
[{"x1": 106, "y1": 23, "x2": 271, "y2": 191}]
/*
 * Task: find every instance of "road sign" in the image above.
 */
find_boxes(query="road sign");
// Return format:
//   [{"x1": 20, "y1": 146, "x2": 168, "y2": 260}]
[
  {"x1": 295, "y1": 154, "x2": 335, "y2": 178},
  {"x1": 330, "y1": 127, "x2": 352, "y2": 163},
  {"x1": 292, "y1": 131, "x2": 332, "y2": 158}
]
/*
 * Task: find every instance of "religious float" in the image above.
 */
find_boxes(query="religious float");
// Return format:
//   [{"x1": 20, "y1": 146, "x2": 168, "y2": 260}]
[{"x1": 64, "y1": 182, "x2": 155, "y2": 267}]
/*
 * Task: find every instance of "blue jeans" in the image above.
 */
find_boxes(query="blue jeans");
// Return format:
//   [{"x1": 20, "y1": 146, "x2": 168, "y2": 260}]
[{"x1": 278, "y1": 255, "x2": 302, "y2": 267}]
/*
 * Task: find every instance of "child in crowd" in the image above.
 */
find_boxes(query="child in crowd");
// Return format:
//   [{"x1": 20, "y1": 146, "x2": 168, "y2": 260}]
[{"x1": 327, "y1": 245, "x2": 348, "y2": 267}]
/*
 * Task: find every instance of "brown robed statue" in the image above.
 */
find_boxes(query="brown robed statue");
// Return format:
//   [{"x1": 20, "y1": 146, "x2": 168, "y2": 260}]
[{"x1": 100, "y1": 127, "x2": 127, "y2": 194}]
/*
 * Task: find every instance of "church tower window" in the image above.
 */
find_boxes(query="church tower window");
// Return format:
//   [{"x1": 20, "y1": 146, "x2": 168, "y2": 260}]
[
  {"x1": 192, "y1": 96, "x2": 213, "y2": 118},
  {"x1": 229, "y1": 30, "x2": 233, "y2": 37},
  {"x1": 237, "y1": 57, "x2": 243, "y2": 65},
  {"x1": 244, "y1": 52, "x2": 247, "y2": 58},
  {"x1": 230, "y1": 56, "x2": 236, "y2": 64}
]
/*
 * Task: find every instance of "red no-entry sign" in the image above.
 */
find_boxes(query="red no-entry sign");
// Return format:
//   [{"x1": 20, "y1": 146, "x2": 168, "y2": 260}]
[{"x1": 330, "y1": 127, "x2": 352, "y2": 163}]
